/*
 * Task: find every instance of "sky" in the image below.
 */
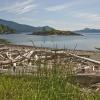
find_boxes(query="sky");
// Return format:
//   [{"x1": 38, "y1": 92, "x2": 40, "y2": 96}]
[{"x1": 0, "y1": 0, "x2": 100, "y2": 31}]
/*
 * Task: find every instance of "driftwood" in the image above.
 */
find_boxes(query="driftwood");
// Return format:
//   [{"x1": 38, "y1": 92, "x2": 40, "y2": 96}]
[
  {"x1": 0, "y1": 44, "x2": 99, "y2": 76},
  {"x1": 0, "y1": 50, "x2": 34, "y2": 65},
  {"x1": 69, "y1": 53, "x2": 100, "y2": 65}
]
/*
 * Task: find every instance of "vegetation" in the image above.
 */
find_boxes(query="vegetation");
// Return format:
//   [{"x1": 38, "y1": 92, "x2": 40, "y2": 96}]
[
  {"x1": 0, "y1": 19, "x2": 54, "y2": 32},
  {"x1": 95, "y1": 48, "x2": 100, "y2": 50},
  {"x1": 0, "y1": 75, "x2": 99, "y2": 100},
  {"x1": 0, "y1": 48, "x2": 99, "y2": 100},
  {"x1": 0, "y1": 39, "x2": 11, "y2": 44},
  {"x1": 33, "y1": 28, "x2": 80, "y2": 35},
  {"x1": 0, "y1": 24, "x2": 16, "y2": 34},
  {"x1": 0, "y1": 62, "x2": 100, "y2": 100}
]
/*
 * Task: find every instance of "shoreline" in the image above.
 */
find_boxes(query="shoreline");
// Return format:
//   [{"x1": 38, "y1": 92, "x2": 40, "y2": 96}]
[
  {"x1": 0, "y1": 43, "x2": 100, "y2": 61},
  {"x1": 0, "y1": 43, "x2": 100, "y2": 89},
  {"x1": 1, "y1": 43, "x2": 98, "y2": 52},
  {"x1": 0, "y1": 43, "x2": 99, "y2": 53},
  {"x1": 0, "y1": 39, "x2": 11, "y2": 44}
]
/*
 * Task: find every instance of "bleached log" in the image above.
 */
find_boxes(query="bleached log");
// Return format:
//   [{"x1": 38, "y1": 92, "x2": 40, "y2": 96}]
[
  {"x1": 14, "y1": 50, "x2": 33, "y2": 60},
  {"x1": 69, "y1": 53, "x2": 100, "y2": 65},
  {"x1": 14, "y1": 52, "x2": 28, "y2": 60},
  {"x1": 0, "y1": 50, "x2": 34, "y2": 65},
  {"x1": 34, "y1": 55, "x2": 39, "y2": 61},
  {"x1": 6, "y1": 52, "x2": 14, "y2": 61},
  {"x1": 13, "y1": 63, "x2": 17, "y2": 67},
  {"x1": 26, "y1": 51, "x2": 34, "y2": 59},
  {"x1": 0, "y1": 54, "x2": 6, "y2": 59},
  {"x1": 0, "y1": 48, "x2": 8, "y2": 51}
]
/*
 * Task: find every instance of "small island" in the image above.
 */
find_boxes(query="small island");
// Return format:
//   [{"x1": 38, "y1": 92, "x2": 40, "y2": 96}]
[
  {"x1": 32, "y1": 28, "x2": 81, "y2": 36},
  {"x1": 95, "y1": 48, "x2": 100, "y2": 50},
  {"x1": 0, "y1": 24, "x2": 16, "y2": 34}
]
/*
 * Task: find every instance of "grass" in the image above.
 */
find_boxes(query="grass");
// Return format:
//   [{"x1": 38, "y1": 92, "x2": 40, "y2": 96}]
[
  {"x1": 0, "y1": 57, "x2": 100, "y2": 100},
  {"x1": 0, "y1": 74, "x2": 100, "y2": 100}
]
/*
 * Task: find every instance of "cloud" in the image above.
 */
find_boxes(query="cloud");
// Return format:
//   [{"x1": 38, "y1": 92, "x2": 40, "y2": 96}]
[
  {"x1": 45, "y1": 1, "x2": 79, "y2": 12},
  {"x1": 76, "y1": 12, "x2": 100, "y2": 21},
  {"x1": 45, "y1": 0, "x2": 89, "y2": 12},
  {"x1": 45, "y1": 0, "x2": 99, "y2": 12},
  {"x1": 0, "y1": 0, "x2": 38, "y2": 15},
  {"x1": 76, "y1": 23, "x2": 100, "y2": 29},
  {"x1": 44, "y1": 20, "x2": 57, "y2": 24},
  {"x1": 45, "y1": 4, "x2": 69, "y2": 11}
]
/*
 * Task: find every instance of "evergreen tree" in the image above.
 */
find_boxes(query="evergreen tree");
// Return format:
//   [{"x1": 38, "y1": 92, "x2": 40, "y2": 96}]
[{"x1": 0, "y1": 24, "x2": 16, "y2": 33}]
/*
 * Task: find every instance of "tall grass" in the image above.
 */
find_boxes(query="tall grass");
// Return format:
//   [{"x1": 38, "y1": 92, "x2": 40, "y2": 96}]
[
  {"x1": 0, "y1": 75, "x2": 100, "y2": 100},
  {"x1": 0, "y1": 63, "x2": 100, "y2": 100}
]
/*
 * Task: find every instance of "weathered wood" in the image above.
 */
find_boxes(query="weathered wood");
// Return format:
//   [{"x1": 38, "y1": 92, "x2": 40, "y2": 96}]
[{"x1": 69, "y1": 53, "x2": 100, "y2": 65}]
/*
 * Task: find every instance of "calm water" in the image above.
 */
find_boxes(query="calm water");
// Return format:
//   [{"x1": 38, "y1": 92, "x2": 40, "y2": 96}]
[{"x1": 0, "y1": 32, "x2": 100, "y2": 51}]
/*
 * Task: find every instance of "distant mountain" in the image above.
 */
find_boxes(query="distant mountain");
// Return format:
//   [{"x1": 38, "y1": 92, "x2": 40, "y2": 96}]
[
  {"x1": 0, "y1": 19, "x2": 54, "y2": 32},
  {"x1": 75, "y1": 28, "x2": 100, "y2": 33}
]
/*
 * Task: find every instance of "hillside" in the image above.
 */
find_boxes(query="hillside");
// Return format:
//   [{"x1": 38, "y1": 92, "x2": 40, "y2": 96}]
[
  {"x1": 33, "y1": 28, "x2": 80, "y2": 35},
  {"x1": 0, "y1": 24, "x2": 15, "y2": 34},
  {"x1": 0, "y1": 19, "x2": 54, "y2": 32},
  {"x1": 76, "y1": 28, "x2": 100, "y2": 33}
]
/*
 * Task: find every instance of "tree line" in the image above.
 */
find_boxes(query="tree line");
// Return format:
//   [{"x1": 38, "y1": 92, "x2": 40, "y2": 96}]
[{"x1": 0, "y1": 24, "x2": 16, "y2": 33}]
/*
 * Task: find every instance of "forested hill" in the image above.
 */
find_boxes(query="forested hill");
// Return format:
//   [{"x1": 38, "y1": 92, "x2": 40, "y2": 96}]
[
  {"x1": 32, "y1": 28, "x2": 80, "y2": 36},
  {"x1": 0, "y1": 24, "x2": 16, "y2": 33},
  {"x1": 0, "y1": 19, "x2": 53, "y2": 32}
]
